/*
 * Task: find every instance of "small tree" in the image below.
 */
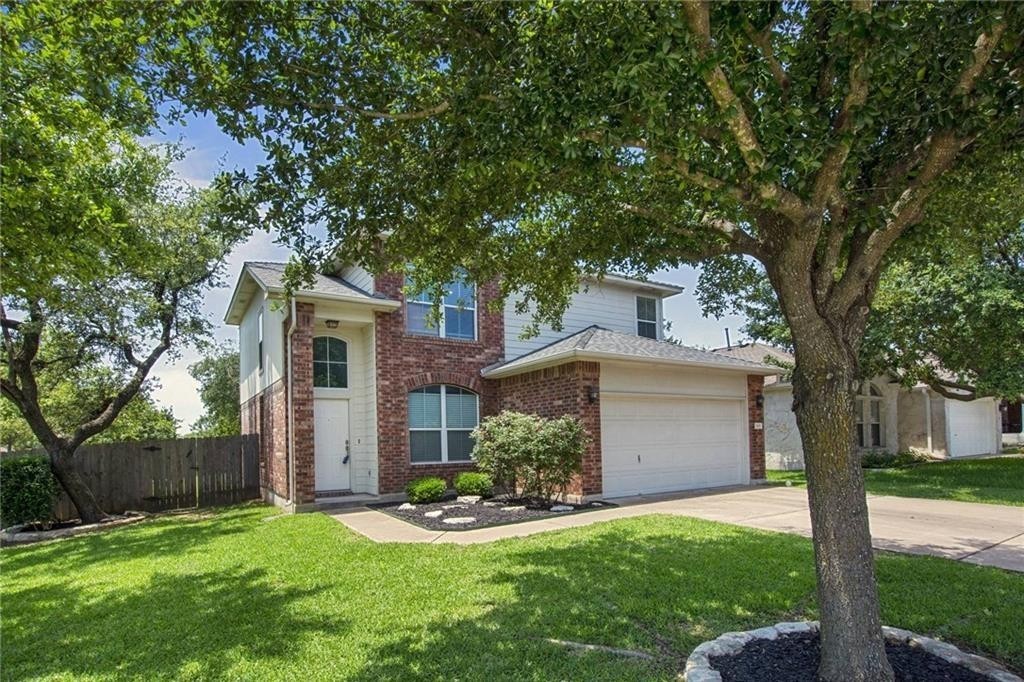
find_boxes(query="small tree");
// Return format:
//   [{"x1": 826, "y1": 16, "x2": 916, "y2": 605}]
[
  {"x1": 188, "y1": 342, "x2": 241, "y2": 436},
  {"x1": 472, "y1": 411, "x2": 585, "y2": 501}
]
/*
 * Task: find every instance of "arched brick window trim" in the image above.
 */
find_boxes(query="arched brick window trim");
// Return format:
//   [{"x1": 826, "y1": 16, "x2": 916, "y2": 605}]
[{"x1": 403, "y1": 371, "x2": 482, "y2": 393}]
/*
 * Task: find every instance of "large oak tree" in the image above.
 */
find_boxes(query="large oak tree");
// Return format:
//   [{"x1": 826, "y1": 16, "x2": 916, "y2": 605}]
[{"x1": 128, "y1": 1, "x2": 1024, "y2": 678}]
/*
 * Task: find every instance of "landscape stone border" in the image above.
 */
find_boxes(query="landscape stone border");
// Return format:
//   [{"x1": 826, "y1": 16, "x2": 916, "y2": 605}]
[
  {"x1": 1, "y1": 512, "x2": 147, "y2": 547},
  {"x1": 682, "y1": 621, "x2": 1021, "y2": 682}
]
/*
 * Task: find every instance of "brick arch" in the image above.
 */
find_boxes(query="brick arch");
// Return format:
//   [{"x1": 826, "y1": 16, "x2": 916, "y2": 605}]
[{"x1": 403, "y1": 371, "x2": 483, "y2": 394}]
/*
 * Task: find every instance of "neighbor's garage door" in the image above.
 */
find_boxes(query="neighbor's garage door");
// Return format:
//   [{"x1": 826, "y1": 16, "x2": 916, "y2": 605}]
[
  {"x1": 947, "y1": 398, "x2": 998, "y2": 458},
  {"x1": 601, "y1": 395, "x2": 747, "y2": 498}
]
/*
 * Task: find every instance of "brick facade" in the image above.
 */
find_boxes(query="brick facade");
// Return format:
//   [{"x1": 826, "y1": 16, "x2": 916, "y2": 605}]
[
  {"x1": 498, "y1": 361, "x2": 603, "y2": 497},
  {"x1": 372, "y1": 272, "x2": 505, "y2": 494},
  {"x1": 291, "y1": 302, "x2": 317, "y2": 503},
  {"x1": 242, "y1": 379, "x2": 288, "y2": 501},
  {"x1": 747, "y1": 374, "x2": 766, "y2": 480}
]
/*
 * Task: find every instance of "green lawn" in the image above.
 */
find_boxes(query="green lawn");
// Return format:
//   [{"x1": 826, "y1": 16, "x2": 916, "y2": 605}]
[
  {"x1": 768, "y1": 456, "x2": 1024, "y2": 507},
  {"x1": 2, "y1": 505, "x2": 1022, "y2": 680}
]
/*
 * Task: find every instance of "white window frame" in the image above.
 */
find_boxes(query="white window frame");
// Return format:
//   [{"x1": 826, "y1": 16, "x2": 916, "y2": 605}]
[
  {"x1": 408, "y1": 385, "x2": 480, "y2": 464},
  {"x1": 312, "y1": 335, "x2": 349, "y2": 390},
  {"x1": 855, "y1": 384, "x2": 885, "y2": 449},
  {"x1": 636, "y1": 295, "x2": 659, "y2": 339},
  {"x1": 257, "y1": 309, "x2": 264, "y2": 373},
  {"x1": 406, "y1": 277, "x2": 478, "y2": 341}
]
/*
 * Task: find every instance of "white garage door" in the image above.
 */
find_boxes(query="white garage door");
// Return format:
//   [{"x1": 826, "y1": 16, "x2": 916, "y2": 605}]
[
  {"x1": 947, "y1": 399, "x2": 997, "y2": 458},
  {"x1": 601, "y1": 395, "x2": 747, "y2": 498}
]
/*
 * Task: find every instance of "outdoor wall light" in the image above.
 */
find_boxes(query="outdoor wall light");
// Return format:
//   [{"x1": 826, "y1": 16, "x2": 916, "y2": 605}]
[
  {"x1": 755, "y1": 392, "x2": 764, "y2": 409},
  {"x1": 587, "y1": 385, "x2": 599, "y2": 404},
  {"x1": 325, "y1": 319, "x2": 340, "y2": 329}
]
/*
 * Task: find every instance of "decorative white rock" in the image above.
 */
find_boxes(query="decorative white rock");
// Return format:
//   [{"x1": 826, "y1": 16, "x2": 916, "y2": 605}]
[
  {"x1": 501, "y1": 506, "x2": 526, "y2": 512},
  {"x1": 442, "y1": 504, "x2": 467, "y2": 510},
  {"x1": 481, "y1": 501, "x2": 503, "y2": 507},
  {"x1": 682, "y1": 622, "x2": 1021, "y2": 682},
  {"x1": 442, "y1": 517, "x2": 476, "y2": 525},
  {"x1": 398, "y1": 503, "x2": 416, "y2": 511},
  {"x1": 456, "y1": 495, "x2": 482, "y2": 504},
  {"x1": 424, "y1": 510, "x2": 443, "y2": 518},
  {"x1": 550, "y1": 505, "x2": 574, "y2": 512}
]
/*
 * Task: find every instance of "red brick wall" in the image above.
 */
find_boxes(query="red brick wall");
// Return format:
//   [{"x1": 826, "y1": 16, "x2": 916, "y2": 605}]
[
  {"x1": 747, "y1": 374, "x2": 766, "y2": 480},
  {"x1": 498, "y1": 361, "x2": 603, "y2": 497},
  {"x1": 373, "y1": 272, "x2": 505, "y2": 494},
  {"x1": 291, "y1": 302, "x2": 317, "y2": 503},
  {"x1": 241, "y1": 379, "x2": 288, "y2": 501}
]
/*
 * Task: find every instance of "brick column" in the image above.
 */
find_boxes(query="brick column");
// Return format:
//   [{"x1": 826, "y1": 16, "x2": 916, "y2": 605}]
[
  {"x1": 291, "y1": 302, "x2": 316, "y2": 504},
  {"x1": 747, "y1": 374, "x2": 766, "y2": 481}
]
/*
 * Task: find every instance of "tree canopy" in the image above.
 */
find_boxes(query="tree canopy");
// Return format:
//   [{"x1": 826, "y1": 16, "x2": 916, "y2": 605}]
[{"x1": 188, "y1": 342, "x2": 240, "y2": 437}]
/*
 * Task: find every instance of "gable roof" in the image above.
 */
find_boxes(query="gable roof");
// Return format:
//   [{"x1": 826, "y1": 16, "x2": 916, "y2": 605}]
[
  {"x1": 482, "y1": 326, "x2": 778, "y2": 378},
  {"x1": 224, "y1": 261, "x2": 399, "y2": 325},
  {"x1": 711, "y1": 342, "x2": 794, "y2": 365}
]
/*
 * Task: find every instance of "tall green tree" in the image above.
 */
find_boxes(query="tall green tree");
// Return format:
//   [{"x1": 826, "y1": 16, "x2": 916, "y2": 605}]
[
  {"x1": 188, "y1": 343, "x2": 240, "y2": 437},
  {"x1": 0, "y1": 364, "x2": 177, "y2": 452},
  {"x1": 2, "y1": 1, "x2": 246, "y2": 523},
  {"x1": 698, "y1": 152, "x2": 1024, "y2": 400},
  {"x1": 140, "y1": 3, "x2": 1021, "y2": 678}
]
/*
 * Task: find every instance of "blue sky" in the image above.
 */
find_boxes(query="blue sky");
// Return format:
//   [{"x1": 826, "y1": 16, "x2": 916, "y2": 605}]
[{"x1": 149, "y1": 114, "x2": 749, "y2": 429}]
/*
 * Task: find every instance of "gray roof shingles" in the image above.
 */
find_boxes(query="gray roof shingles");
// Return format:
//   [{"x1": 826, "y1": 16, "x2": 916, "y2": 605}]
[
  {"x1": 484, "y1": 326, "x2": 775, "y2": 376},
  {"x1": 245, "y1": 261, "x2": 389, "y2": 301}
]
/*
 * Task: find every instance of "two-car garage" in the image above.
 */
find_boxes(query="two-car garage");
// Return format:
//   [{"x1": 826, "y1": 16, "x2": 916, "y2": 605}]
[{"x1": 599, "y1": 363, "x2": 753, "y2": 498}]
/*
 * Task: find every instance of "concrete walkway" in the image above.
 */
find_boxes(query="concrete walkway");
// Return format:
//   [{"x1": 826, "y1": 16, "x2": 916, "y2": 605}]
[{"x1": 329, "y1": 485, "x2": 1024, "y2": 572}]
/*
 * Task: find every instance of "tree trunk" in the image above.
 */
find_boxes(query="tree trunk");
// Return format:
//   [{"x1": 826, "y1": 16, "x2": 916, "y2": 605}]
[
  {"x1": 48, "y1": 447, "x2": 107, "y2": 524},
  {"x1": 791, "y1": 344, "x2": 893, "y2": 682}
]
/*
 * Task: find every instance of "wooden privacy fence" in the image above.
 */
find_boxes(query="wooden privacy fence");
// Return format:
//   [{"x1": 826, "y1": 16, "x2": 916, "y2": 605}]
[{"x1": 38, "y1": 435, "x2": 259, "y2": 521}]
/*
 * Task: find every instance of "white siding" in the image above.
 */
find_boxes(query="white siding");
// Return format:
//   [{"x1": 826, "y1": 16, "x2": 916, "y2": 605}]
[
  {"x1": 238, "y1": 294, "x2": 287, "y2": 404},
  {"x1": 601, "y1": 362, "x2": 747, "y2": 399},
  {"x1": 339, "y1": 265, "x2": 374, "y2": 294},
  {"x1": 504, "y1": 281, "x2": 665, "y2": 359}
]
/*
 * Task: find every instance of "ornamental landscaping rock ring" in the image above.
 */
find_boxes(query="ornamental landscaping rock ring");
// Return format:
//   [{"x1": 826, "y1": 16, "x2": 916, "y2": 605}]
[{"x1": 682, "y1": 622, "x2": 1021, "y2": 682}]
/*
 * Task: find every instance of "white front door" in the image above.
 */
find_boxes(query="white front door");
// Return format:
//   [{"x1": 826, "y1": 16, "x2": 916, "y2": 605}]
[
  {"x1": 314, "y1": 398, "x2": 350, "y2": 492},
  {"x1": 601, "y1": 395, "x2": 747, "y2": 498}
]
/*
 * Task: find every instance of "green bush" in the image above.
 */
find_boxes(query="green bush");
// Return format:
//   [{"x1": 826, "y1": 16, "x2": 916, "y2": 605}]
[
  {"x1": 454, "y1": 472, "x2": 493, "y2": 497},
  {"x1": 471, "y1": 411, "x2": 586, "y2": 501},
  {"x1": 405, "y1": 476, "x2": 447, "y2": 503},
  {"x1": 861, "y1": 451, "x2": 928, "y2": 469},
  {"x1": 0, "y1": 456, "x2": 59, "y2": 528}
]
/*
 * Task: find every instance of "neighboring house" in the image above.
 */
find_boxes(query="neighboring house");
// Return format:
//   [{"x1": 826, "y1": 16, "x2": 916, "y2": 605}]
[
  {"x1": 225, "y1": 262, "x2": 776, "y2": 510},
  {"x1": 713, "y1": 343, "x2": 1004, "y2": 470}
]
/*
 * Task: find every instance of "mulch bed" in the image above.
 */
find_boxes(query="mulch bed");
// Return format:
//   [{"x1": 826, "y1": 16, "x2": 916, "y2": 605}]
[
  {"x1": 710, "y1": 632, "x2": 994, "y2": 682},
  {"x1": 376, "y1": 496, "x2": 614, "y2": 531}
]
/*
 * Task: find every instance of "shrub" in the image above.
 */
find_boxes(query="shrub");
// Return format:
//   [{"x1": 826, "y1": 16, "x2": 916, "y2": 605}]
[
  {"x1": 405, "y1": 476, "x2": 446, "y2": 503},
  {"x1": 861, "y1": 451, "x2": 928, "y2": 469},
  {"x1": 0, "y1": 456, "x2": 59, "y2": 528},
  {"x1": 454, "y1": 472, "x2": 493, "y2": 497},
  {"x1": 471, "y1": 411, "x2": 586, "y2": 501}
]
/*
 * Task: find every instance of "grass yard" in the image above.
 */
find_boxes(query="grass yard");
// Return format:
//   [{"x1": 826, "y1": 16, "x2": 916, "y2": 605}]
[
  {"x1": 768, "y1": 456, "x2": 1024, "y2": 507},
  {"x1": 2, "y1": 505, "x2": 1022, "y2": 680}
]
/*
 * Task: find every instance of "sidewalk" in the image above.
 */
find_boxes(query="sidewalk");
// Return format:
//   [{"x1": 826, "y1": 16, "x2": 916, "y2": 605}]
[{"x1": 328, "y1": 485, "x2": 1024, "y2": 571}]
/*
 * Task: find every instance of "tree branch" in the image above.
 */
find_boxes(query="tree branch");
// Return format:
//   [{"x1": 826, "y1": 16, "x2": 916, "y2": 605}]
[
  {"x1": 742, "y1": 16, "x2": 790, "y2": 94},
  {"x1": 811, "y1": 1, "x2": 872, "y2": 211}
]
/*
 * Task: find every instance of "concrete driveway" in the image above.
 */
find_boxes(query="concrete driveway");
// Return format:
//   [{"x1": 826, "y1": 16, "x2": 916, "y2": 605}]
[{"x1": 331, "y1": 485, "x2": 1024, "y2": 572}]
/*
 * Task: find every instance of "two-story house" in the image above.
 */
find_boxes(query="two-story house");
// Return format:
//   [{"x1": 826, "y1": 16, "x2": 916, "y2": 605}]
[{"x1": 225, "y1": 261, "x2": 776, "y2": 510}]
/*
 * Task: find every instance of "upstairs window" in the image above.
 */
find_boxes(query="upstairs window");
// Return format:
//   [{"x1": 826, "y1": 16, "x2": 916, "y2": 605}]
[
  {"x1": 313, "y1": 336, "x2": 348, "y2": 388},
  {"x1": 636, "y1": 296, "x2": 658, "y2": 339},
  {"x1": 408, "y1": 385, "x2": 478, "y2": 463},
  {"x1": 257, "y1": 310, "x2": 264, "y2": 372},
  {"x1": 406, "y1": 274, "x2": 476, "y2": 340}
]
